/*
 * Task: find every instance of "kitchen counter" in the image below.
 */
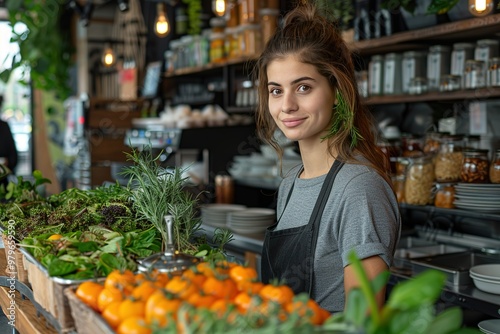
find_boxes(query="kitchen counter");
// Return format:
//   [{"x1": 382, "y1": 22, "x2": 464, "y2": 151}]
[{"x1": 201, "y1": 223, "x2": 500, "y2": 320}]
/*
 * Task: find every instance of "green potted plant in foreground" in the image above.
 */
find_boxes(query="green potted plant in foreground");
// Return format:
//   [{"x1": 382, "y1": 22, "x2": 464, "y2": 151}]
[{"x1": 322, "y1": 251, "x2": 480, "y2": 333}]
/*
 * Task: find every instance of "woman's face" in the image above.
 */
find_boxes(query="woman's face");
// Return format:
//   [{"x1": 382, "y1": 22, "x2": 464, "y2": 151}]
[{"x1": 266, "y1": 55, "x2": 336, "y2": 144}]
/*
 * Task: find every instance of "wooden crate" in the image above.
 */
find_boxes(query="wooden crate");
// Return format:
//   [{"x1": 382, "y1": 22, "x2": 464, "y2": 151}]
[
  {"x1": 1, "y1": 235, "x2": 29, "y2": 285},
  {"x1": 64, "y1": 286, "x2": 114, "y2": 334},
  {"x1": 23, "y1": 252, "x2": 82, "y2": 333}
]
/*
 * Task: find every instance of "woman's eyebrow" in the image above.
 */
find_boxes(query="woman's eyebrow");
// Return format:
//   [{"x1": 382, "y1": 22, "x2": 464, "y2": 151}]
[{"x1": 267, "y1": 76, "x2": 316, "y2": 86}]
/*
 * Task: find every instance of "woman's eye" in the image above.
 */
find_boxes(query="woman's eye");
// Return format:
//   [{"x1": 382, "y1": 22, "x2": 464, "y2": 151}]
[
  {"x1": 298, "y1": 85, "x2": 310, "y2": 92},
  {"x1": 269, "y1": 88, "x2": 281, "y2": 96}
]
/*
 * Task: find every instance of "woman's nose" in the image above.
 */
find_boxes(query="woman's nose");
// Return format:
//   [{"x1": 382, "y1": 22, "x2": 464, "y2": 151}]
[{"x1": 281, "y1": 92, "x2": 298, "y2": 113}]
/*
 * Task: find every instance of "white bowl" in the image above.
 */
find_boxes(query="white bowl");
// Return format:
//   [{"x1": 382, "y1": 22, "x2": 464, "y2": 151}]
[
  {"x1": 470, "y1": 275, "x2": 500, "y2": 294},
  {"x1": 470, "y1": 264, "x2": 500, "y2": 281},
  {"x1": 478, "y1": 319, "x2": 500, "y2": 334}
]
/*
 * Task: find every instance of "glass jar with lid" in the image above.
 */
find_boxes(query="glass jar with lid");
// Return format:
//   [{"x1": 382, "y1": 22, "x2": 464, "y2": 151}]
[
  {"x1": 461, "y1": 149, "x2": 490, "y2": 183},
  {"x1": 402, "y1": 51, "x2": 427, "y2": 94},
  {"x1": 260, "y1": 8, "x2": 280, "y2": 45},
  {"x1": 490, "y1": 149, "x2": 500, "y2": 183},
  {"x1": 464, "y1": 59, "x2": 486, "y2": 89},
  {"x1": 368, "y1": 55, "x2": 384, "y2": 96},
  {"x1": 404, "y1": 155, "x2": 435, "y2": 206},
  {"x1": 383, "y1": 53, "x2": 403, "y2": 95},
  {"x1": 474, "y1": 39, "x2": 499, "y2": 63},
  {"x1": 434, "y1": 134, "x2": 464, "y2": 182},
  {"x1": 451, "y1": 42, "x2": 475, "y2": 76},
  {"x1": 402, "y1": 135, "x2": 424, "y2": 157},
  {"x1": 427, "y1": 45, "x2": 451, "y2": 91},
  {"x1": 434, "y1": 182, "x2": 455, "y2": 209},
  {"x1": 488, "y1": 57, "x2": 500, "y2": 87},
  {"x1": 423, "y1": 131, "x2": 442, "y2": 155}
]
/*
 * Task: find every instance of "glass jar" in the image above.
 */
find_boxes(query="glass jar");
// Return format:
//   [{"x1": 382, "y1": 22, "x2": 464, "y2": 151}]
[
  {"x1": 239, "y1": 0, "x2": 259, "y2": 24},
  {"x1": 404, "y1": 156, "x2": 435, "y2": 206},
  {"x1": 434, "y1": 183, "x2": 455, "y2": 209},
  {"x1": 464, "y1": 59, "x2": 486, "y2": 89},
  {"x1": 209, "y1": 32, "x2": 226, "y2": 63},
  {"x1": 450, "y1": 42, "x2": 474, "y2": 76},
  {"x1": 434, "y1": 135, "x2": 463, "y2": 182},
  {"x1": 402, "y1": 51, "x2": 427, "y2": 94},
  {"x1": 474, "y1": 39, "x2": 499, "y2": 63},
  {"x1": 392, "y1": 175, "x2": 406, "y2": 204},
  {"x1": 463, "y1": 135, "x2": 481, "y2": 150},
  {"x1": 427, "y1": 45, "x2": 451, "y2": 91},
  {"x1": 488, "y1": 57, "x2": 500, "y2": 87},
  {"x1": 423, "y1": 131, "x2": 442, "y2": 155},
  {"x1": 383, "y1": 53, "x2": 403, "y2": 95},
  {"x1": 490, "y1": 149, "x2": 500, "y2": 183},
  {"x1": 260, "y1": 8, "x2": 279, "y2": 45},
  {"x1": 225, "y1": 27, "x2": 240, "y2": 59},
  {"x1": 439, "y1": 74, "x2": 461, "y2": 92},
  {"x1": 402, "y1": 135, "x2": 424, "y2": 158},
  {"x1": 378, "y1": 139, "x2": 402, "y2": 175},
  {"x1": 461, "y1": 149, "x2": 490, "y2": 183},
  {"x1": 408, "y1": 77, "x2": 428, "y2": 95}
]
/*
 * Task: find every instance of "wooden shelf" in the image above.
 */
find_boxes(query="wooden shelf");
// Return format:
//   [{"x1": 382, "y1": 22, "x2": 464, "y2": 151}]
[
  {"x1": 164, "y1": 56, "x2": 257, "y2": 78},
  {"x1": 365, "y1": 87, "x2": 500, "y2": 105},
  {"x1": 349, "y1": 13, "x2": 500, "y2": 56}
]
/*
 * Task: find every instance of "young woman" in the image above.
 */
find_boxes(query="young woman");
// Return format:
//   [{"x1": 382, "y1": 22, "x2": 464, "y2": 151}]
[{"x1": 254, "y1": 2, "x2": 401, "y2": 313}]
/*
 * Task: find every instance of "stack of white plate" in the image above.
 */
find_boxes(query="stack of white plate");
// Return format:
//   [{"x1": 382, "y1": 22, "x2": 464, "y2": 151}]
[
  {"x1": 201, "y1": 204, "x2": 247, "y2": 228},
  {"x1": 453, "y1": 183, "x2": 500, "y2": 213},
  {"x1": 227, "y1": 208, "x2": 276, "y2": 237},
  {"x1": 478, "y1": 319, "x2": 500, "y2": 334},
  {"x1": 470, "y1": 264, "x2": 500, "y2": 295}
]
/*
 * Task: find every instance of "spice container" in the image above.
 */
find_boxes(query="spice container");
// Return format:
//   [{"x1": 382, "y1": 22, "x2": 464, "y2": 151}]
[
  {"x1": 427, "y1": 45, "x2": 451, "y2": 91},
  {"x1": 464, "y1": 59, "x2": 486, "y2": 89},
  {"x1": 408, "y1": 77, "x2": 428, "y2": 95},
  {"x1": 435, "y1": 134, "x2": 463, "y2": 182},
  {"x1": 368, "y1": 55, "x2": 384, "y2": 96},
  {"x1": 490, "y1": 149, "x2": 500, "y2": 183},
  {"x1": 402, "y1": 51, "x2": 427, "y2": 93},
  {"x1": 461, "y1": 149, "x2": 490, "y2": 183},
  {"x1": 434, "y1": 183, "x2": 455, "y2": 209},
  {"x1": 450, "y1": 43, "x2": 475, "y2": 76},
  {"x1": 260, "y1": 8, "x2": 280, "y2": 45},
  {"x1": 383, "y1": 53, "x2": 403, "y2": 95},
  {"x1": 488, "y1": 57, "x2": 500, "y2": 87},
  {"x1": 439, "y1": 74, "x2": 461, "y2": 92},
  {"x1": 404, "y1": 155, "x2": 435, "y2": 206}
]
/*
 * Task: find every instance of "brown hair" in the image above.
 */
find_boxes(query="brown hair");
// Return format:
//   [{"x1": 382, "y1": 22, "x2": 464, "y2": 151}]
[{"x1": 253, "y1": 1, "x2": 391, "y2": 184}]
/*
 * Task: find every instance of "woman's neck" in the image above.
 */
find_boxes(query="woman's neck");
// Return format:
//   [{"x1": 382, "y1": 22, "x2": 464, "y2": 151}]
[{"x1": 298, "y1": 140, "x2": 336, "y2": 179}]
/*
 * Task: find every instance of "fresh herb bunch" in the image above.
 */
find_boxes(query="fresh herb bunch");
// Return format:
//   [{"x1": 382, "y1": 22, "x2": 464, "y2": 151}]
[{"x1": 121, "y1": 147, "x2": 202, "y2": 254}]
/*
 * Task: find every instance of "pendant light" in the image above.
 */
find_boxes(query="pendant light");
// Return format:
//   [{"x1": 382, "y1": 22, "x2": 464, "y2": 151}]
[
  {"x1": 155, "y1": 3, "x2": 170, "y2": 37},
  {"x1": 101, "y1": 44, "x2": 116, "y2": 67},
  {"x1": 468, "y1": 0, "x2": 494, "y2": 16},
  {"x1": 212, "y1": 0, "x2": 226, "y2": 17}
]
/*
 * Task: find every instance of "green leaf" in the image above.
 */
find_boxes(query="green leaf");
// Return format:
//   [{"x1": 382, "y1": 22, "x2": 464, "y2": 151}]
[
  {"x1": 385, "y1": 305, "x2": 434, "y2": 334},
  {"x1": 427, "y1": 307, "x2": 463, "y2": 333},
  {"x1": 47, "y1": 258, "x2": 79, "y2": 276},
  {"x1": 344, "y1": 288, "x2": 369, "y2": 326},
  {"x1": 386, "y1": 270, "x2": 446, "y2": 310},
  {"x1": 99, "y1": 252, "x2": 127, "y2": 275},
  {"x1": 73, "y1": 241, "x2": 99, "y2": 253}
]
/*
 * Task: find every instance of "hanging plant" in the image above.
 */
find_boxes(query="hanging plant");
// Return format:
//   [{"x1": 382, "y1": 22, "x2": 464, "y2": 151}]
[{"x1": 1, "y1": 1, "x2": 74, "y2": 100}]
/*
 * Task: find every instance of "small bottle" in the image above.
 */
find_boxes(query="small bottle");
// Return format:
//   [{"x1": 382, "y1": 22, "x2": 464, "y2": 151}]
[
  {"x1": 490, "y1": 149, "x2": 500, "y2": 183},
  {"x1": 461, "y1": 149, "x2": 490, "y2": 183}
]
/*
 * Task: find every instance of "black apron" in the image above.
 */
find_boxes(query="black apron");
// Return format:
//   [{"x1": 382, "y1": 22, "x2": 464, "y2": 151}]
[{"x1": 261, "y1": 159, "x2": 344, "y2": 296}]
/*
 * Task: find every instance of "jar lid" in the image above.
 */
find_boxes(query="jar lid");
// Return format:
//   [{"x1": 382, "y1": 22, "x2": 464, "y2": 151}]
[
  {"x1": 429, "y1": 45, "x2": 451, "y2": 52},
  {"x1": 371, "y1": 54, "x2": 384, "y2": 61},
  {"x1": 463, "y1": 148, "x2": 489, "y2": 156},
  {"x1": 384, "y1": 52, "x2": 402, "y2": 59},
  {"x1": 452, "y1": 42, "x2": 475, "y2": 49},
  {"x1": 403, "y1": 50, "x2": 427, "y2": 57},
  {"x1": 476, "y1": 39, "x2": 500, "y2": 46}
]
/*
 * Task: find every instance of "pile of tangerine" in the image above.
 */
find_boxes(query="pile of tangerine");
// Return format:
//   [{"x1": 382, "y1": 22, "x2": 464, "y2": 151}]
[{"x1": 75, "y1": 261, "x2": 331, "y2": 334}]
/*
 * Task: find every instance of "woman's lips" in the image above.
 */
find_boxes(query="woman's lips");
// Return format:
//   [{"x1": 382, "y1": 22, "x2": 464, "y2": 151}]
[{"x1": 281, "y1": 118, "x2": 305, "y2": 128}]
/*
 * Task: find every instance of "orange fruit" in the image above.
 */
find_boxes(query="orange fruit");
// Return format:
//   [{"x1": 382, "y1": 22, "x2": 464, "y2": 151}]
[
  {"x1": 75, "y1": 281, "x2": 104, "y2": 311},
  {"x1": 104, "y1": 269, "x2": 136, "y2": 295},
  {"x1": 101, "y1": 301, "x2": 122, "y2": 329},
  {"x1": 145, "y1": 290, "x2": 181, "y2": 326},
  {"x1": 118, "y1": 298, "x2": 146, "y2": 321},
  {"x1": 98, "y1": 287, "x2": 124, "y2": 312},
  {"x1": 116, "y1": 317, "x2": 151, "y2": 334},
  {"x1": 48, "y1": 234, "x2": 63, "y2": 240}
]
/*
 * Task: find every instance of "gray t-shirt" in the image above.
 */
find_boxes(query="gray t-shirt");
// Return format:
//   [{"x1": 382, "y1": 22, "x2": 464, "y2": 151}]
[{"x1": 275, "y1": 162, "x2": 401, "y2": 312}]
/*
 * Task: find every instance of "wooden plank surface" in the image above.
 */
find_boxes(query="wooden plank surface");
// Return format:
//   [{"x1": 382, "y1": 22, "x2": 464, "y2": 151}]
[{"x1": 0, "y1": 248, "x2": 57, "y2": 334}]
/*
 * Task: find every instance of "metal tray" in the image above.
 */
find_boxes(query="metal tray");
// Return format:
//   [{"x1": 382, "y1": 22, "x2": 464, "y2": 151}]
[{"x1": 410, "y1": 251, "x2": 500, "y2": 287}]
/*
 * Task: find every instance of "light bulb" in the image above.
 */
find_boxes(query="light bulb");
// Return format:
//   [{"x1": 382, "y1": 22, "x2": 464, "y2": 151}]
[
  {"x1": 469, "y1": 0, "x2": 494, "y2": 16},
  {"x1": 212, "y1": 0, "x2": 226, "y2": 17},
  {"x1": 102, "y1": 45, "x2": 116, "y2": 67},
  {"x1": 155, "y1": 3, "x2": 170, "y2": 37}
]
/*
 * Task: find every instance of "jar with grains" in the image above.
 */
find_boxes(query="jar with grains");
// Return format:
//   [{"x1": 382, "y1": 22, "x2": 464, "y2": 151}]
[
  {"x1": 461, "y1": 149, "x2": 490, "y2": 183},
  {"x1": 490, "y1": 149, "x2": 500, "y2": 183},
  {"x1": 435, "y1": 134, "x2": 463, "y2": 182},
  {"x1": 423, "y1": 131, "x2": 442, "y2": 155},
  {"x1": 404, "y1": 156, "x2": 435, "y2": 206},
  {"x1": 434, "y1": 182, "x2": 455, "y2": 209}
]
